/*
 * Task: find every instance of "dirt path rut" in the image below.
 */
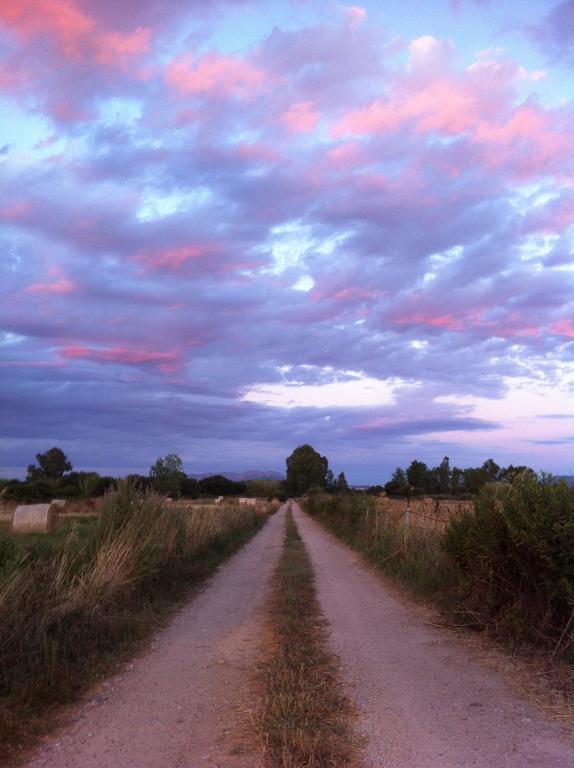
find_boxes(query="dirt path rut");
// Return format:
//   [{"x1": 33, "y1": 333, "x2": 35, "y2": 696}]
[
  {"x1": 25, "y1": 505, "x2": 288, "y2": 768},
  {"x1": 293, "y1": 502, "x2": 574, "y2": 768}
]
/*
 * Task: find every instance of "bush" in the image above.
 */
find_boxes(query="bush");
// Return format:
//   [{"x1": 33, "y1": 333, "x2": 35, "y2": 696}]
[{"x1": 444, "y1": 477, "x2": 574, "y2": 653}]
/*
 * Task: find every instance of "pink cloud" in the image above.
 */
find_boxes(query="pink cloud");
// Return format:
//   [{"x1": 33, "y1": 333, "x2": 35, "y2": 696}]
[
  {"x1": 333, "y1": 79, "x2": 478, "y2": 138},
  {"x1": 0, "y1": 60, "x2": 27, "y2": 90},
  {"x1": 0, "y1": 0, "x2": 150, "y2": 69},
  {"x1": 325, "y1": 141, "x2": 366, "y2": 169},
  {"x1": 395, "y1": 312, "x2": 464, "y2": 331},
  {"x1": 137, "y1": 244, "x2": 215, "y2": 270},
  {"x1": 1, "y1": 201, "x2": 31, "y2": 220},
  {"x1": 95, "y1": 26, "x2": 151, "y2": 69},
  {"x1": 281, "y1": 101, "x2": 321, "y2": 133},
  {"x1": 0, "y1": 0, "x2": 92, "y2": 50},
  {"x1": 473, "y1": 105, "x2": 569, "y2": 176},
  {"x1": 165, "y1": 52, "x2": 266, "y2": 98},
  {"x1": 25, "y1": 277, "x2": 76, "y2": 295},
  {"x1": 549, "y1": 200, "x2": 574, "y2": 232},
  {"x1": 475, "y1": 106, "x2": 547, "y2": 144},
  {"x1": 345, "y1": 6, "x2": 367, "y2": 25},
  {"x1": 60, "y1": 345, "x2": 181, "y2": 373},
  {"x1": 310, "y1": 286, "x2": 384, "y2": 303},
  {"x1": 551, "y1": 319, "x2": 574, "y2": 338}
]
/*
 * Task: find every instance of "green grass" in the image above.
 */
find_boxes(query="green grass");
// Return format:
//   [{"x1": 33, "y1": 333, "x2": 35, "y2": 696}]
[
  {"x1": 258, "y1": 508, "x2": 359, "y2": 768},
  {"x1": 0, "y1": 483, "x2": 268, "y2": 765}
]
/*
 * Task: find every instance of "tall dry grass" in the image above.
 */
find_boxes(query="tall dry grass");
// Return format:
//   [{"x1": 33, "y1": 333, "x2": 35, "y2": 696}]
[
  {"x1": 0, "y1": 481, "x2": 267, "y2": 762},
  {"x1": 305, "y1": 492, "x2": 455, "y2": 598}
]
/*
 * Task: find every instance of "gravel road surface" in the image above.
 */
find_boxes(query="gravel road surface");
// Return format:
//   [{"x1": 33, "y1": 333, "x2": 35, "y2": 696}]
[
  {"x1": 293, "y1": 502, "x2": 574, "y2": 768},
  {"x1": 24, "y1": 505, "x2": 288, "y2": 768}
]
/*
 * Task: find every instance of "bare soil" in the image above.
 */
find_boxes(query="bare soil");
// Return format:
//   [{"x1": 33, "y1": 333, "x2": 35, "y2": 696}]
[
  {"x1": 21, "y1": 505, "x2": 288, "y2": 768},
  {"x1": 293, "y1": 502, "x2": 574, "y2": 768}
]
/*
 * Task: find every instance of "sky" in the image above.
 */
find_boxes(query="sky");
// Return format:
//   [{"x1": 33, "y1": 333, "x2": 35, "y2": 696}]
[{"x1": 1, "y1": 0, "x2": 574, "y2": 484}]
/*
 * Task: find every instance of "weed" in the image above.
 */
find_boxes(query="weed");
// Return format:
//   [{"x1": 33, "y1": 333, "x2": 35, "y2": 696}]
[{"x1": 258, "y1": 508, "x2": 359, "y2": 768}]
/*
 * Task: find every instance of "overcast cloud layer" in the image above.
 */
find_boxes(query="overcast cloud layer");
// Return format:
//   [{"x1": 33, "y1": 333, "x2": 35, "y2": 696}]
[{"x1": 1, "y1": 0, "x2": 574, "y2": 483}]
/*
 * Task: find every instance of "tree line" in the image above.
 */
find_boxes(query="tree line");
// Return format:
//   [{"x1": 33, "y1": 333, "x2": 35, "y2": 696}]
[
  {"x1": 0, "y1": 447, "x2": 267, "y2": 502},
  {"x1": 383, "y1": 456, "x2": 535, "y2": 497}
]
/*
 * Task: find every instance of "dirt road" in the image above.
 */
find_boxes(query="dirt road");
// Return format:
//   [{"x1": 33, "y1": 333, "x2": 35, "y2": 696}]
[
  {"x1": 24, "y1": 505, "x2": 288, "y2": 768},
  {"x1": 293, "y1": 502, "x2": 574, "y2": 768}
]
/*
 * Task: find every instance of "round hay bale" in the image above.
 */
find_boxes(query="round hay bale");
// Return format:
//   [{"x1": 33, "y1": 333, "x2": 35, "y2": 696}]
[
  {"x1": 12, "y1": 503, "x2": 59, "y2": 534},
  {"x1": 50, "y1": 498, "x2": 67, "y2": 509}
]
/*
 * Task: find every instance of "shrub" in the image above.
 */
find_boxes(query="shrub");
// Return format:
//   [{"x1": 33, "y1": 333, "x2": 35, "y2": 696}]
[{"x1": 444, "y1": 477, "x2": 574, "y2": 653}]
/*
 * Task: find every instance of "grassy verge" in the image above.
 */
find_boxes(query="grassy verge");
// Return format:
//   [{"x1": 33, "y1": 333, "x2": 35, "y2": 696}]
[
  {"x1": 0, "y1": 482, "x2": 268, "y2": 764},
  {"x1": 305, "y1": 492, "x2": 455, "y2": 602},
  {"x1": 258, "y1": 507, "x2": 359, "y2": 768}
]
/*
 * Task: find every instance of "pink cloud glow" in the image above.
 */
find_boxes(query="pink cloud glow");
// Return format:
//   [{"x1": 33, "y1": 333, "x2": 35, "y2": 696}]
[
  {"x1": 281, "y1": 101, "x2": 320, "y2": 133},
  {"x1": 333, "y1": 79, "x2": 479, "y2": 138},
  {"x1": 345, "y1": 6, "x2": 367, "y2": 25},
  {"x1": 1, "y1": 201, "x2": 31, "y2": 220},
  {"x1": 61, "y1": 345, "x2": 181, "y2": 372},
  {"x1": 25, "y1": 277, "x2": 76, "y2": 295},
  {"x1": 551, "y1": 319, "x2": 574, "y2": 338},
  {"x1": 166, "y1": 53, "x2": 266, "y2": 98},
  {"x1": 137, "y1": 245, "x2": 215, "y2": 270},
  {"x1": 395, "y1": 312, "x2": 464, "y2": 331},
  {"x1": 0, "y1": 0, "x2": 150, "y2": 68},
  {"x1": 325, "y1": 141, "x2": 367, "y2": 169}
]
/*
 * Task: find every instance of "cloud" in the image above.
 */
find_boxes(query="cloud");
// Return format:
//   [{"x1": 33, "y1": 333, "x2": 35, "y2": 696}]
[
  {"x1": 528, "y1": 2, "x2": 574, "y2": 67},
  {"x1": 25, "y1": 277, "x2": 77, "y2": 295},
  {"x1": 165, "y1": 53, "x2": 266, "y2": 98},
  {"x1": 281, "y1": 101, "x2": 321, "y2": 133},
  {"x1": 1, "y1": 5, "x2": 573, "y2": 480},
  {"x1": 60, "y1": 345, "x2": 181, "y2": 373}
]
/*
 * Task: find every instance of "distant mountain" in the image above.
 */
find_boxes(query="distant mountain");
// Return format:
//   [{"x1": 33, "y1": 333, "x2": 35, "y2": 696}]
[
  {"x1": 190, "y1": 470, "x2": 283, "y2": 481},
  {"x1": 555, "y1": 475, "x2": 574, "y2": 487}
]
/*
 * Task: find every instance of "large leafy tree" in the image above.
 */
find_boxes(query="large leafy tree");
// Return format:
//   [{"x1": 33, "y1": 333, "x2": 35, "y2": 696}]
[
  {"x1": 149, "y1": 454, "x2": 185, "y2": 496},
  {"x1": 27, "y1": 446, "x2": 72, "y2": 481},
  {"x1": 406, "y1": 459, "x2": 429, "y2": 490},
  {"x1": 285, "y1": 444, "x2": 329, "y2": 495}
]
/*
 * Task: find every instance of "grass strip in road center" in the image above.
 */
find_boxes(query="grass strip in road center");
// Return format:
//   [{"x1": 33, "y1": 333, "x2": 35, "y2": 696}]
[{"x1": 258, "y1": 507, "x2": 360, "y2": 767}]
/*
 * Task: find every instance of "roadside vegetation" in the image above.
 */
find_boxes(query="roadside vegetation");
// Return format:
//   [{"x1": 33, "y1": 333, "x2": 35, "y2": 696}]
[
  {"x1": 258, "y1": 508, "x2": 359, "y2": 768},
  {"x1": 0, "y1": 482, "x2": 268, "y2": 763},
  {"x1": 306, "y1": 474, "x2": 574, "y2": 661}
]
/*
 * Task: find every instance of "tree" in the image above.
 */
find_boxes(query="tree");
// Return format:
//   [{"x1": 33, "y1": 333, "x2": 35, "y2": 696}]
[
  {"x1": 482, "y1": 458, "x2": 501, "y2": 481},
  {"x1": 406, "y1": 460, "x2": 429, "y2": 490},
  {"x1": 285, "y1": 444, "x2": 328, "y2": 495},
  {"x1": 198, "y1": 475, "x2": 245, "y2": 496},
  {"x1": 180, "y1": 476, "x2": 200, "y2": 498},
  {"x1": 149, "y1": 454, "x2": 185, "y2": 496},
  {"x1": 463, "y1": 459, "x2": 503, "y2": 494},
  {"x1": 325, "y1": 469, "x2": 336, "y2": 493},
  {"x1": 336, "y1": 471, "x2": 349, "y2": 494},
  {"x1": 451, "y1": 466, "x2": 464, "y2": 494},
  {"x1": 27, "y1": 446, "x2": 72, "y2": 481},
  {"x1": 437, "y1": 456, "x2": 451, "y2": 494},
  {"x1": 384, "y1": 467, "x2": 408, "y2": 496}
]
